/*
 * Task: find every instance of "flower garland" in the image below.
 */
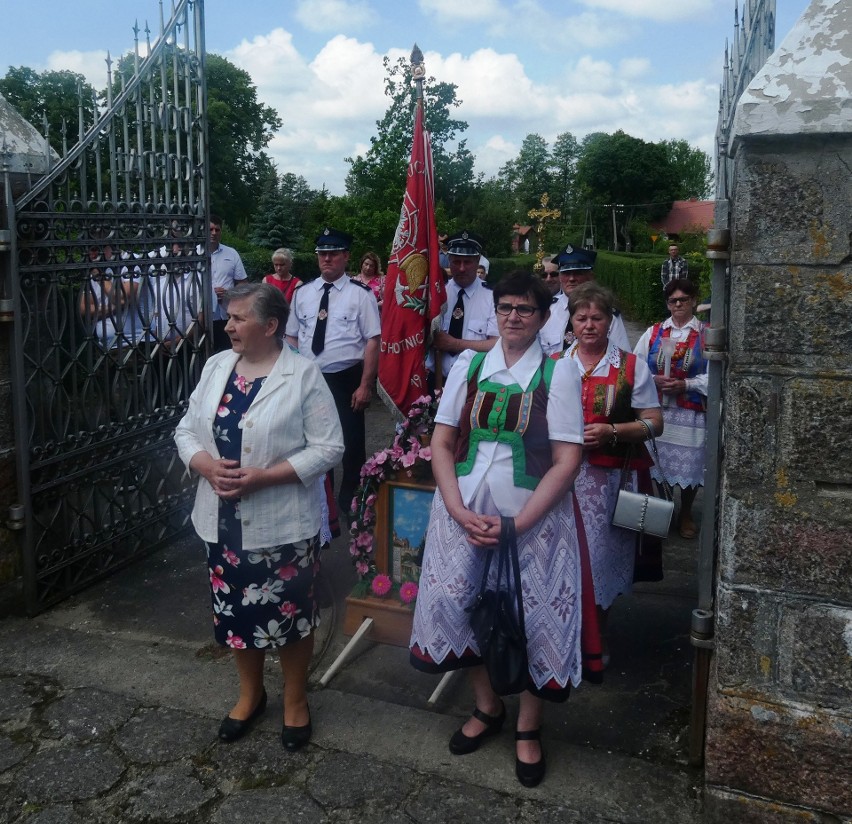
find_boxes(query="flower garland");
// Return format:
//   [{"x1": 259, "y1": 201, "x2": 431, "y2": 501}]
[{"x1": 348, "y1": 393, "x2": 440, "y2": 605}]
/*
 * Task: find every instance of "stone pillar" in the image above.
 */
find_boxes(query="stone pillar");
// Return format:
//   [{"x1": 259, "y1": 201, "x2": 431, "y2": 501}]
[{"x1": 705, "y1": 2, "x2": 852, "y2": 821}]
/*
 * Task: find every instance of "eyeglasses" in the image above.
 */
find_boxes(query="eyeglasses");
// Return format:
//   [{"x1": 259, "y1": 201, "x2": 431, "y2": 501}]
[
  {"x1": 495, "y1": 303, "x2": 539, "y2": 318},
  {"x1": 540, "y1": 272, "x2": 559, "y2": 279},
  {"x1": 666, "y1": 296, "x2": 692, "y2": 306}
]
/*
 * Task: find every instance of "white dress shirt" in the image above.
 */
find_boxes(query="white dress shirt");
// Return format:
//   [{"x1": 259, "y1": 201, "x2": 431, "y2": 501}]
[
  {"x1": 435, "y1": 339, "x2": 584, "y2": 516},
  {"x1": 210, "y1": 243, "x2": 248, "y2": 320},
  {"x1": 429, "y1": 277, "x2": 498, "y2": 376},
  {"x1": 285, "y1": 275, "x2": 381, "y2": 373},
  {"x1": 539, "y1": 294, "x2": 631, "y2": 355},
  {"x1": 174, "y1": 346, "x2": 345, "y2": 549}
]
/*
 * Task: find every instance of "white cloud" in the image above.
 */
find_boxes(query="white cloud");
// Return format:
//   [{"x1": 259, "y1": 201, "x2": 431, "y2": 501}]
[
  {"x1": 579, "y1": 0, "x2": 714, "y2": 23},
  {"x1": 295, "y1": 0, "x2": 376, "y2": 32},
  {"x1": 44, "y1": 50, "x2": 110, "y2": 89}
]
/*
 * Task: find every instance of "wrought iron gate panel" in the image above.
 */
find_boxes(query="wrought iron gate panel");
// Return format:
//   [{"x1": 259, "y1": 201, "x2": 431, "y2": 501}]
[{"x1": 8, "y1": 0, "x2": 210, "y2": 613}]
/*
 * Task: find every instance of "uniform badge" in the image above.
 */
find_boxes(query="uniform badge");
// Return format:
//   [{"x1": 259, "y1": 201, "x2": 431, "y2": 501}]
[
  {"x1": 452, "y1": 307, "x2": 464, "y2": 320},
  {"x1": 564, "y1": 244, "x2": 574, "y2": 254},
  {"x1": 318, "y1": 309, "x2": 328, "y2": 321},
  {"x1": 564, "y1": 330, "x2": 576, "y2": 346}
]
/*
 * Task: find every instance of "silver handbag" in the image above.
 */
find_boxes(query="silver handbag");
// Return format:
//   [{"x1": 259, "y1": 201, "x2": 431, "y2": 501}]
[{"x1": 611, "y1": 421, "x2": 674, "y2": 538}]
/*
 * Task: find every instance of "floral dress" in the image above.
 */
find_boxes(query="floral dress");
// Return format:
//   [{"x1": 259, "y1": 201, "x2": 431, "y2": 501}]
[{"x1": 206, "y1": 371, "x2": 320, "y2": 650}]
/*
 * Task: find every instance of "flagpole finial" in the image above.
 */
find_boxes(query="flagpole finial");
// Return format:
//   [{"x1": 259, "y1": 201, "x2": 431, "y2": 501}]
[{"x1": 411, "y1": 43, "x2": 425, "y2": 100}]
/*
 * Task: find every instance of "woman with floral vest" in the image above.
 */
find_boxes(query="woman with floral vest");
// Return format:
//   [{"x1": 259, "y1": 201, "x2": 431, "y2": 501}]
[{"x1": 634, "y1": 278, "x2": 708, "y2": 540}]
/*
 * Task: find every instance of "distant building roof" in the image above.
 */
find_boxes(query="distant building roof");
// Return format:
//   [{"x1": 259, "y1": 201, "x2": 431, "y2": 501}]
[{"x1": 651, "y1": 200, "x2": 715, "y2": 236}]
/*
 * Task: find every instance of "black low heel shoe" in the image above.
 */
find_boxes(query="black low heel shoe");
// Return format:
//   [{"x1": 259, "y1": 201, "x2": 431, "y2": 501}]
[
  {"x1": 281, "y1": 710, "x2": 312, "y2": 751},
  {"x1": 218, "y1": 689, "x2": 267, "y2": 743},
  {"x1": 448, "y1": 702, "x2": 506, "y2": 755},
  {"x1": 515, "y1": 729, "x2": 546, "y2": 788}
]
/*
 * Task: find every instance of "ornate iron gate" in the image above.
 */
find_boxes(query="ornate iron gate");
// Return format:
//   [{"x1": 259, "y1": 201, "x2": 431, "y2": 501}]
[{"x1": 5, "y1": 0, "x2": 210, "y2": 614}]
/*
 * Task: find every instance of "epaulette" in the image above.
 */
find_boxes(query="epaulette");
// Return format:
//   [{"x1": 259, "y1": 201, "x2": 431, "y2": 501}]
[
  {"x1": 481, "y1": 281, "x2": 492, "y2": 290},
  {"x1": 613, "y1": 307, "x2": 621, "y2": 316},
  {"x1": 349, "y1": 278, "x2": 372, "y2": 291}
]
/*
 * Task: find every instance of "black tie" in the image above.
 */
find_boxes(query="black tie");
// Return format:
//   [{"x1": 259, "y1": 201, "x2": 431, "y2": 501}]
[
  {"x1": 448, "y1": 288, "x2": 465, "y2": 339},
  {"x1": 311, "y1": 282, "x2": 333, "y2": 355}
]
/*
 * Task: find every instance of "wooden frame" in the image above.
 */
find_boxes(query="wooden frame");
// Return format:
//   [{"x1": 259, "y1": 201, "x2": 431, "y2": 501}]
[{"x1": 343, "y1": 477, "x2": 435, "y2": 648}]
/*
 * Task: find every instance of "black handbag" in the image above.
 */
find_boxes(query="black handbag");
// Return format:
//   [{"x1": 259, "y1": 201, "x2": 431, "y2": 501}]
[{"x1": 465, "y1": 516, "x2": 529, "y2": 696}]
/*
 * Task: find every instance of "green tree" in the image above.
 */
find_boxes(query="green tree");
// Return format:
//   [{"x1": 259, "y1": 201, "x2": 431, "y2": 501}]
[
  {"x1": 345, "y1": 55, "x2": 474, "y2": 253},
  {"x1": 0, "y1": 66, "x2": 98, "y2": 154},
  {"x1": 498, "y1": 133, "x2": 553, "y2": 221},
  {"x1": 660, "y1": 139, "x2": 713, "y2": 199},
  {"x1": 455, "y1": 177, "x2": 517, "y2": 258},
  {"x1": 549, "y1": 131, "x2": 581, "y2": 218},
  {"x1": 204, "y1": 54, "x2": 282, "y2": 228},
  {"x1": 575, "y1": 130, "x2": 679, "y2": 251}
]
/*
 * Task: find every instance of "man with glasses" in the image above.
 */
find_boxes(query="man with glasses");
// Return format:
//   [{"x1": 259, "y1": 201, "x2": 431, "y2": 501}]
[
  {"x1": 660, "y1": 243, "x2": 689, "y2": 288},
  {"x1": 429, "y1": 230, "x2": 498, "y2": 381},
  {"x1": 539, "y1": 245, "x2": 630, "y2": 355},
  {"x1": 286, "y1": 227, "x2": 380, "y2": 513}
]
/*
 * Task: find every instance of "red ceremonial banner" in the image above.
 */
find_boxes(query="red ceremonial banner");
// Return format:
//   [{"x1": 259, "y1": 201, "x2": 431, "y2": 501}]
[{"x1": 377, "y1": 98, "x2": 445, "y2": 418}]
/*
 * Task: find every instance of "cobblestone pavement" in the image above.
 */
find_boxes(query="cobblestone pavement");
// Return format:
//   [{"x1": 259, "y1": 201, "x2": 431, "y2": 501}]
[{"x1": 0, "y1": 315, "x2": 705, "y2": 823}]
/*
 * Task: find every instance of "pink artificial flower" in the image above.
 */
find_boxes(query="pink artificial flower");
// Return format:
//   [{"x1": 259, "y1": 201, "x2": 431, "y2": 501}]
[
  {"x1": 277, "y1": 564, "x2": 298, "y2": 581},
  {"x1": 374, "y1": 451, "x2": 388, "y2": 465},
  {"x1": 225, "y1": 631, "x2": 246, "y2": 649},
  {"x1": 371, "y1": 574, "x2": 392, "y2": 597},
  {"x1": 400, "y1": 451, "x2": 417, "y2": 468},
  {"x1": 366, "y1": 494, "x2": 377, "y2": 506},
  {"x1": 356, "y1": 532, "x2": 373, "y2": 548},
  {"x1": 349, "y1": 542, "x2": 360, "y2": 557},
  {"x1": 399, "y1": 581, "x2": 419, "y2": 604},
  {"x1": 350, "y1": 497, "x2": 358, "y2": 513},
  {"x1": 355, "y1": 560, "x2": 369, "y2": 576},
  {"x1": 419, "y1": 447, "x2": 432, "y2": 461}
]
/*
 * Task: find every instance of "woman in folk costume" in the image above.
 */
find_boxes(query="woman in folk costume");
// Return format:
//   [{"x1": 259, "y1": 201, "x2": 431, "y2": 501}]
[
  {"x1": 559, "y1": 282, "x2": 662, "y2": 666},
  {"x1": 410, "y1": 271, "x2": 597, "y2": 788},
  {"x1": 634, "y1": 278, "x2": 708, "y2": 539}
]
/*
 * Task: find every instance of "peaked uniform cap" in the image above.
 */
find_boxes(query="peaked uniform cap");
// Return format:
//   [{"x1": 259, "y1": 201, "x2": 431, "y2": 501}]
[
  {"x1": 314, "y1": 227, "x2": 353, "y2": 252},
  {"x1": 446, "y1": 230, "x2": 484, "y2": 256},
  {"x1": 555, "y1": 244, "x2": 596, "y2": 272}
]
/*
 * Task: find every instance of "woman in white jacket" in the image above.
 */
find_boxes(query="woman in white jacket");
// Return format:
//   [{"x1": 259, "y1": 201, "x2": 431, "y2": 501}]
[{"x1": 175, "y1": 282, "x2": 343, "y2": 750}]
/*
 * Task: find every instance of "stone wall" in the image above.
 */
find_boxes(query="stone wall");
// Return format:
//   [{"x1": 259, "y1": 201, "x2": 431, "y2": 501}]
[{"x1": 705, "y1": 2, "x2": 852, "y2": 820}]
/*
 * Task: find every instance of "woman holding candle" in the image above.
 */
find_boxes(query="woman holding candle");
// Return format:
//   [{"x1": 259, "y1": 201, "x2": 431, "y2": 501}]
[{"x1": 634, "y1": 278, "x2": 708, "y2": 539}]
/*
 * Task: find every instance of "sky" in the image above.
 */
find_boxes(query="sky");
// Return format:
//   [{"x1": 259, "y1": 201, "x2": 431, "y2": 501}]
[{"x1": 2, "y1": 0, "x2": 806, "y2": 196}]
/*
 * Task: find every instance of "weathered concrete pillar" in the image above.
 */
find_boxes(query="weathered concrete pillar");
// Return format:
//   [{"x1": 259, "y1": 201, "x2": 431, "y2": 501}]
[{"x1": 705, "y1": 2, "x2": 852, "y2": 820}]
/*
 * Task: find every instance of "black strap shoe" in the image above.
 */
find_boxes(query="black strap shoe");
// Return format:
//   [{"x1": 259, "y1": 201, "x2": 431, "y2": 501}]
[
  {"x1": 515, "y1": 728, "x2": 546, "y2": 788},
  {"x1": 281, "y1": 709, "x2": 312, "y2": 751},
  {"x1": 448, "y1": 702, "x2": 506, "y2": 755}
]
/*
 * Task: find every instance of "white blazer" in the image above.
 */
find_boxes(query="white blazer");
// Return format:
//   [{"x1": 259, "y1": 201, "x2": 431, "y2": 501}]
[{"x1": 174, "y1": 346, "x2": 344, "y2": 549}]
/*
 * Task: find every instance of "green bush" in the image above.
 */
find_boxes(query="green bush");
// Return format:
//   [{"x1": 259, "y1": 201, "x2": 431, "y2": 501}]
[{"x1": 594, "y1": 252, "x2": 667, "y2": 324}]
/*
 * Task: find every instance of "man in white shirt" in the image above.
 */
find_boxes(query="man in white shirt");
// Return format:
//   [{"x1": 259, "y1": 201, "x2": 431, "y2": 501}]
[
  {"x1": 430, "y1": 230, "x2": 498, "y2": 381},
  {"x1": 539, "y1": 245, "x2": 630, "y2": 354},
  {"x1": 209, "y1": 214, "x2": 247, "y2": 352},
  {"x1": 286, "y1": 227, "x2": 380, "y2": 514}
]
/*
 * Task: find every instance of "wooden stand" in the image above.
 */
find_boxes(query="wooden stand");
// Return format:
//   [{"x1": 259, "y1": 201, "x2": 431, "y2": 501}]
[{"x1": 342, "y1": 594, "x2": 413, "y2": 647}]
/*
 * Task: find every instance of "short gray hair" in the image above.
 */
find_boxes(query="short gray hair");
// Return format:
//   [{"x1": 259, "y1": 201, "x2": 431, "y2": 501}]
[
  {"x1": 271, "y1": 248, "x2": 293, "y2": 264},
  {"x1": 224, "y1": 282, "x2": 289, "y2": 342}
]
